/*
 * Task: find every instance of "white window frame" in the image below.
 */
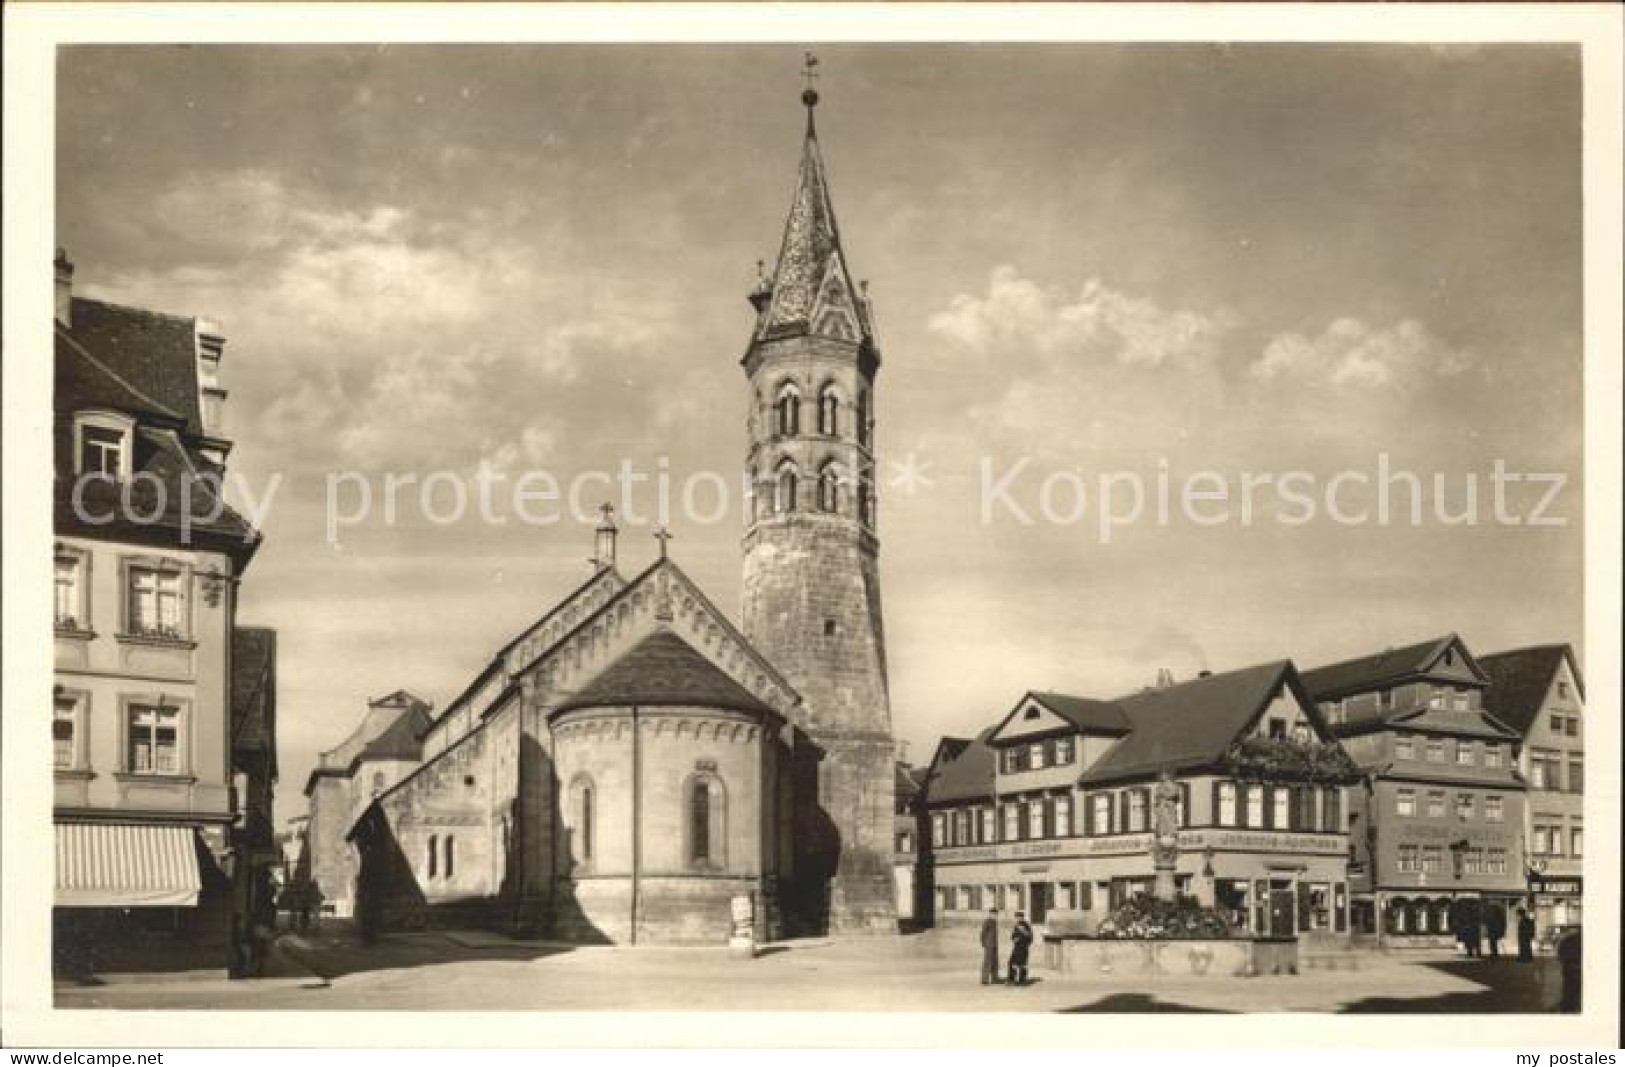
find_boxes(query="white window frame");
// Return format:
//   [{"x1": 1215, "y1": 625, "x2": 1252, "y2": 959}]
[
  {"x1": 1090, "y1": 793, "x2": 1111, "y2": 835},
  {"x1": 54, "y1": 689, "x2": 88, "y2": 771},
  {"x1": 73, "y1": 410, "x2": 135, "y2": 482},
  {"x1": 1218, "y1": 782, "x2": 1238, "y2": 827},
  {"x1": 1245, "y1": 784, "x2": 1264, "y2": 827},
  {"x1": 1396, "y1": 789, "x2": 1416, "y2": 818},
  {"x1": 979, "y1": 807, "x2": 996, "y2": 844},
  {"x1": 1028, "y1": 796, "x2": 1047, "y2": 839},
  {"x1": 1128, "y1": 789, "x2": 1148, "y2": 833},
  {"x1": 1485, "y1": 795, "x2": 1503, "y2": 822},
  {"x1": 1003, "y1": 802, "x2": 1021, "y2": 842},
  {"x1": 1426, "y1": 791, "x2": 1445, "y2": 818},
  {"x1": 1395, "y1": 735, "x2": 1415, "y2": 760},
  {"x1": 1272, "y1": 786, "x2": 1291, "y2": 828},
  {"x1": 1457, "y1": 742, "x2": 1476, "y2": 766},
  {"x1": 122, "y1": 557, "x2": 192, "y2": 641},
  {"x1": 123, "y1": 697, "x2": 189, "y2": 777},
  {"x1": 1054, "y1": 794, "x2": 1073, "y2": 837},
  {"x1": 1425, "y1": 739, "x2": 1445, "y2": 763}
]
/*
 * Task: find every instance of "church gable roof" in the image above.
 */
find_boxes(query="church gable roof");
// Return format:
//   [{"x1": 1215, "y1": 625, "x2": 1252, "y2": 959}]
[{"x1": 551, "y1": 630, "x2": 777, "y2": 717}]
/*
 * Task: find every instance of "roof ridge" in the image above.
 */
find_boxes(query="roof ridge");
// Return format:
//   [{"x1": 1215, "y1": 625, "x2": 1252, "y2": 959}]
[{"x1": 74, "y1": 294, "x2": 197, "y2": 326}]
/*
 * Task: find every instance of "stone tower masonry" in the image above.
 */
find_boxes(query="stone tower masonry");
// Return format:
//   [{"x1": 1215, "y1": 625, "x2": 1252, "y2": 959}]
[{"x1": 740, "y1": 75, "x2": 898, "y2": 935}]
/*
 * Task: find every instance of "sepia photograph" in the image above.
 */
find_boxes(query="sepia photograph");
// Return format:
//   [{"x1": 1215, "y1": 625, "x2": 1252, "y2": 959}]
[{"x1": 3, "y1": 2, "x2": 1620, "y2": 1052}]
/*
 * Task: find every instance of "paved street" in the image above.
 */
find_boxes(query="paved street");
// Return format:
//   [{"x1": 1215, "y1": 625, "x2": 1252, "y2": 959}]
[{"x1": 54, "y1": 926, "x2": 1571, "y2": 1013}]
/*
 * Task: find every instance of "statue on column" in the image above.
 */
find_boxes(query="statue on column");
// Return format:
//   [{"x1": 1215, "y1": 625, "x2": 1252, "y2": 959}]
[{"x1": 1152, "y1": 770, "x2": 1181, "y2": 901}]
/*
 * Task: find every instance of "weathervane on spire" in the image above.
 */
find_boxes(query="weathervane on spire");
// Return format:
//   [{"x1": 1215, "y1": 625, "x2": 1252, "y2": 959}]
[{"x1": 801, "y1": 51, "x2": 821, "y2": 125}]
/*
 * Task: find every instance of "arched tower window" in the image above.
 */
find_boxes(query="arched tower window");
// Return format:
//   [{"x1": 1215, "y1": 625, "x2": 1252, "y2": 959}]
[
  {"x1": 685, "y1": 774, "x2": 727, "y2": 869},
  {"x1": 818, "y1": 462, "x2": 841, "y2": 513},
  {"x1": 774, "y1": 461, "x2": 799, "y2": 514},
  {"x1": 775, "y1": 384, "x2": 800, "y2": 438},
  {"x1": 569, "y1": 775, "x2": 595, "y2": 866},
  {"x1": 427, "y1": 834, "x2": 438, "y2": 879},
  {"x1": 444, "y1": 835, "x2": 455, "y2": 879},
  {"x1": 856, "y1": 388, "x2": 871, "y2": 447},
  {"x1": 818, "y1": 385, "x2": 840, "y2": 437}
]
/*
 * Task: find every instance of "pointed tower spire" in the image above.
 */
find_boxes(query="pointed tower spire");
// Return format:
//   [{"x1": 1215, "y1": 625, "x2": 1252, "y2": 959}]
[{"x1": 753, "y1": 55, "x2": 872, "y2": 347}]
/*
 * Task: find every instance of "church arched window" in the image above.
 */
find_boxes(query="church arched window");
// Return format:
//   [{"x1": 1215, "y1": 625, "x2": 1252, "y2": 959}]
[
  {"x1": 569, "y1": 775, "x2": 595, "y2": 866},
  {"x1": 427, "y1": 834, "x2": 438, "y2": 879},
  {"x1": 818, "y1": 385, "x2": 840, "y2": 437},
  {"x1": 775, "y1": 384, "x2": 800, "y2": 437},
  {"x1": 444, "y1": 835, "x2": 456, "y2": 880},
  {"x1": 685, "y1": 774, "x2": 727, "y2": 869},
  {"x1": 856, "y1": 388, "x2": 871, "y2": 447},
  {"x1": 818, "y1": 462, "x2": 840, "y2": 513},
  {"x1": 774, "y1": 462, "x2": 799, "y2": 514}
]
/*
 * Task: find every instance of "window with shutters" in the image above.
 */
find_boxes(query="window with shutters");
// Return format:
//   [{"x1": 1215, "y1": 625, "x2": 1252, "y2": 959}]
[
  {"x1": 931, "y1": 812, "x2": 946, "y2": 848},
  {"x1": 1090, "y1": 793, "x2": 1111, "y2": 835},
  {"x1": 1218, "y1": 782, "x2": 1238, "y2": 827},
  {"x1": 1028, "y1": 797, "x2": 1047, "y2": 839},
  {"x1": 1029, "y1": 742, "x2": 1046, "y2": 770},
  {"x1": 1003, "y1": 802, "x2": 1020, "y2": 842},
  {"x1": 1244, "y1": 784, "x2": 1264, "y2": 827},
  {"x1": 1272, "y1": 787, "x2": 1291, "y2": 828},
  {"x1": 1054, "y1": 794, "x2": 1073, "y2": 837},
  {"x1": 979, "y1": 807, "x2": 996, "y2": 844},
  {"x1": 1127, "y1": 789, "x2": 1148, "y2": 833}
]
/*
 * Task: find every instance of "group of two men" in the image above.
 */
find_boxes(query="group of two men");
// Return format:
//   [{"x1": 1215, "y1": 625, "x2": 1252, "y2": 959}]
[{"x1": 979, "y1": 908, "x2": 1035, "y2": 986}]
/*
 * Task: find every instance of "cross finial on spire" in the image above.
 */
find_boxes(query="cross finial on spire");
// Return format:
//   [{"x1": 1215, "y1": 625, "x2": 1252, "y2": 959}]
[{"x1": 653, "y1": 524, "x2": 673, "y2": 559}]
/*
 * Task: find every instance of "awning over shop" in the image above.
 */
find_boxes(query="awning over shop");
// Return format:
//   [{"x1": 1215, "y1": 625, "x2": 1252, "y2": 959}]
[{"x1": 56, "y1": 822, "x2": 203, "y2": 907}]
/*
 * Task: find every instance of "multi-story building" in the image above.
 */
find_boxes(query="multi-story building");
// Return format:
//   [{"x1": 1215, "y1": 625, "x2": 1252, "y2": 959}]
[
  {"x1": 230, "y1": 626, "x2": 280, "y2": 951},
  {"x1": 52, "y1": 251, "x2": 266, "y2": 974},
  {"x1": 1302, "y1": 635, "x2": 1527, "y2": 945},
  {"x1": 922, "y1": 662, "x2": 1356, "y2": 941},
  {"x1": 301, "y1": 690, "x2": 433, "y2": 917},
  {"x1": 1479, "y1": 644, "x2": 1586, "y2": 936}
]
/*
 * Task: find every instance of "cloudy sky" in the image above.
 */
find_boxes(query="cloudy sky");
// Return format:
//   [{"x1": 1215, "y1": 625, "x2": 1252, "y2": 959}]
[{"x1": 56, "y1": 44, "x2": 1583, "y2": 815}]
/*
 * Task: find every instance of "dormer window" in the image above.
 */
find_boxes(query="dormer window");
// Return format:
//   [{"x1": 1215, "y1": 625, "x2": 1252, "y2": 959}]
[{"x1": 74, "y1": 411, "x2": 134, "y2": 481}]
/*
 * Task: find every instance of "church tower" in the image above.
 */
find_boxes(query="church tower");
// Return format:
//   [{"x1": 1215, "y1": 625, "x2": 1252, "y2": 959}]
[{"x1": 740, "y1": 67, "x2": 898, "y2": 935}]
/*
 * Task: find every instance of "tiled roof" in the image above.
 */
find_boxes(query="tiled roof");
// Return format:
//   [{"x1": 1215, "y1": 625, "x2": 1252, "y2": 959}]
[
  {"x1": 62, "y1": 298, "x2": 206, "y2": 435},
  {"x1": 925, "y1": 728, "x2": 997, "y2": 804},
  {"x1": 1478, "y1": 645, "x2": 1581, "y2": 738},
  {"x1": 1299, "y1": 636, "x2": 1456, "y2": 700},
  {"x1": 895, "y1": 762, "x2": 924, "y2": 799},
  {"x1": 231, "y1": 627, "x2": 277, "y2": 773},
  {"x1": 1388, "y1": 705, "x2": 1521, "y2": 741},
  {"x1": 756, "y1": 119, "x2": 870, "y2": 343},
  {"x1": 1027, "y1": 692, "x2": 1133, "y2": 734},
  {"x1": 53, "y1": 421, "x2": 259, "y2": 552},
  {"x1": 56, "y1": 329, "x2": 186, "y2": 426},
  {"x1": 551, "y1": 630, "x2": 777, "y2": 717},
  {"x1": 354, "y1": 703, "x2": 433, "y2": 764},
  {"x1": 1078, "y1": 661, "x2": 1300, "y2": 785}
]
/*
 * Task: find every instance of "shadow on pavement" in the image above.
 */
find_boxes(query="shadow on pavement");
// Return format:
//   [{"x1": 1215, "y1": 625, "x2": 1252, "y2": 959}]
[
  {"x1": 1340, "y1": 958, "x2": 1562, "y2": 1014},
  {"x1": 1056, "y1": 992, "x2": 1236, "y2": 1014},
  {"x1": 279, "y1": 926, "x2": 573, "y2": 981}
]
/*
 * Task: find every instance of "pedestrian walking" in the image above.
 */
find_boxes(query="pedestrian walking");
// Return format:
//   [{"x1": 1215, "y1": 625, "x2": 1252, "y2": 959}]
[
  {"x1": 1516, "y1": 907, "x2": 1536, "y2": 963},
  {"x1": 1007, "y1": 910, "x2": 1033, "y2": 987},
  {"x1": 1484, "y1": 902, "x2": 1507, "y2": 960},
  {"x1": 979, "y1": 908, "x2": 1000, "y2": 985}
]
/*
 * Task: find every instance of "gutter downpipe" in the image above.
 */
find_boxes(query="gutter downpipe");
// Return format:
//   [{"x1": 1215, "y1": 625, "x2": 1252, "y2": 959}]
[{"x1": 631, "y1": 704, "x2": 641, "y2": 945}]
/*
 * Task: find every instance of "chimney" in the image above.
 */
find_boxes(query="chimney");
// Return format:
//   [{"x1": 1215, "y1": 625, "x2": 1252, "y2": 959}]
[
  {"x1": 593, "y1": 503, "x2": 618, "y2": 572},
  {"x1": 1155, "y1": 667, "x2": 1176, "y2": 689},
  {"x1": 54, "y1": 248, "x2": 74, "y2": 326}
]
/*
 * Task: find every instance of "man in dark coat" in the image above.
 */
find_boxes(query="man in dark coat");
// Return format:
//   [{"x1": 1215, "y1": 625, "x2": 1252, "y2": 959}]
[
  {"x1": 979, "y1": 908, "x2": 1000, "y2": 985},
  {"x1": 1007, "y1": 910, "x2": 1034, "y2": 986},
  {"x1": 1483, "y1": 902, "x2": 1507, "y2": 959},
  {"x1": 1556, "y1": 929, "x2": 1582, "y2": 1012},
  {"x1": 1516, "y1": 907, "x2": 1536, "y2": 963}
]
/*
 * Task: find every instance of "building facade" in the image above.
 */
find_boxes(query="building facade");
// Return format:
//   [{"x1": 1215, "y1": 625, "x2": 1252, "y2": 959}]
[
  {"x1": 923, "y1": 663, "x2": 1356, "y2": 941},
  {"x1": 309, "y1": 82, "x2": 900, "y2": 945},
  {"x1": 52, "y1": 252, "x2": 268, "y2": 975},
  {"x1": 1479, "y1": 644, "x2": 1586, "y2": 936},
  {"x1": 1304, "y1": 635, "x2": 1528, "y2": 945}
]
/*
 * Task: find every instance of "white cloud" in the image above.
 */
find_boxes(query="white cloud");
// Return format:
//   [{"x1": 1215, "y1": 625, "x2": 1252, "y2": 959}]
[
  {"x1": 929, "y1": 265, "x2": 1238, "y2": 369},
  {"x1": 1251, "y1": 317, "x2": 1474, "y2": 388}
]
